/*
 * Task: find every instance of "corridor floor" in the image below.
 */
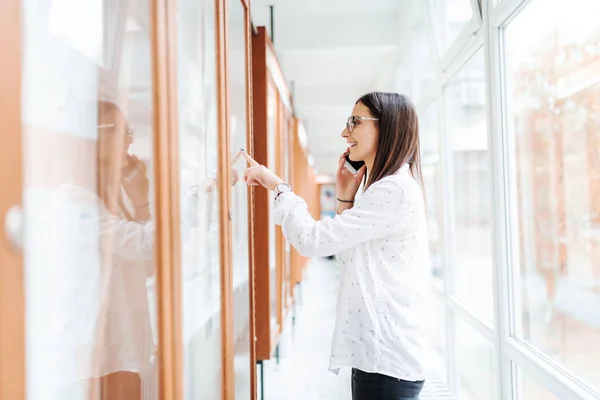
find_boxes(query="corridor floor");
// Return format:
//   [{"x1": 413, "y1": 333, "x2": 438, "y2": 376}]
[{"x1": 261, "y1": 258, "x2": 453, "y2": 400}]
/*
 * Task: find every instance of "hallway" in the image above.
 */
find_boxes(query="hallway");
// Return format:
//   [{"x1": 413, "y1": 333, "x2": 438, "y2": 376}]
[
  {"x1": 262, "y1": 258, "x2": 453, "y2": 400},
  {"x1": 2, "y1": 0, "x2": 600, "y2": 399}
]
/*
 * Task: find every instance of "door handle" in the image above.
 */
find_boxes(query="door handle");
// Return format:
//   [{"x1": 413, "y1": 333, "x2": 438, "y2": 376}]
[{"x1": 4, "y1": 204, "x2": 24, "y2": 251}]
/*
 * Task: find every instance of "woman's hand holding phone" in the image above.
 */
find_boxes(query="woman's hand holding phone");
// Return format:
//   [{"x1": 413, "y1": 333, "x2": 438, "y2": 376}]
[
  {"x1": 336, "y1": 148, "x2": 366, "y2": 203},
  {"x1": 121, "y1": 154, "x2": 150, "y2": 207}
]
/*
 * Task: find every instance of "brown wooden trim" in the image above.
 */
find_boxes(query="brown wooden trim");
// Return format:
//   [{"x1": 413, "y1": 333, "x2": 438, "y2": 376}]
[
  {"x1": 310, "y1": 169, "x2": 319, "y2": 220},
  {"x1": 285, "y1": 113, "x2": 294, "y2": 305},
  {"x1": 251, "y1": 27, "x2": 272, "y2": 361},
  {"x1": 242, "y1": 0, "x2": 257, "y2": 396},
  {"x1": 275, "y1": 88, "x2": 283, "y2": 332},
  {"x1": 216, "y1": 0, "x2": 235, "y2": 398},
  {"x1": 289, "y1": 119, "x2": 298, "y2": 292},
  {"x1": 289, "y1": 118, "x2": 302, "y2": 289},
  {"x1": 0, "y1": 1, "x2": 25, "y2": 398},
  {"x1": 286, "y1": 116, "x2": 295, "y2": 296},
  {"x1": 150, "y1": 0, "x2": 183, "y2": 398}
]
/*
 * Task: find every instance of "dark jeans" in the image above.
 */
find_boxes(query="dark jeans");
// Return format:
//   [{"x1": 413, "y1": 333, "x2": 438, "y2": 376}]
[{"x1": 351, "y1": 368, "x2": 424, "y2": 400}]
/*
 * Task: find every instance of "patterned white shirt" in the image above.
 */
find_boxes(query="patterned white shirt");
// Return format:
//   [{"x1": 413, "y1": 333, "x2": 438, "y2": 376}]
[{"x1": 274, "y1": 164, "x2": 432, "y2": 382}]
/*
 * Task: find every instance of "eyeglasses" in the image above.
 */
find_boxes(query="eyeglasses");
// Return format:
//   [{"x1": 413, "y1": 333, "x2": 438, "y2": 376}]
[
  {"x1": 98, "y1": 123, "x2": 134, "y2": 139},
  {"x1": 346, "y1": 116, "x2": 379, "y2": 133}
]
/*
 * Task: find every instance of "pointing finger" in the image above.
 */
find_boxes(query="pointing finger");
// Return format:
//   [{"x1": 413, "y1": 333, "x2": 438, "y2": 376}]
[{"x1": 240, "y1": 150, "x2": 260, "y2": 167}]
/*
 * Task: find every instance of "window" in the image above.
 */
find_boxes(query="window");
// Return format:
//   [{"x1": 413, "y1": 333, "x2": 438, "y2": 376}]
[
  {"x1": 431, "y1": 0, "x2": 475, "y2": 52},
  {"x1": 392, "y1": 4, "x2": 436, "y2": 104},
  {"x1": 228, "y1": 0, "x2": 252, "y2": 397},
  {"x1": 516, "y1": 367, "x2": 560, "y2": 400},
  {"x1": 445, "y1": 51, "x2": 494, "y2": 322},
  {"x1": 420, "y1": 101, "x2": 444, "y2": 286},
  {"x1": 23, "y1": 0, "x2": 158, "y2": 398},
  {"x1": 177, "y1": 0, "x2": 222, "y2": 397},
  {"x1": 457, "y1": 317, "x2": 497, "y2": 400},
  {"x1": 431, "y1": 296, "x2": 448, "y2": 383},
  {"x1": 504, "y1": 0, "x2": 600, "y2": 393},
  {"x1": 393, "y1": 60, "x2": 412, "y2": 99},
  {"x1": 410, "y1": 6, "x2": 437, "y2": 104}
]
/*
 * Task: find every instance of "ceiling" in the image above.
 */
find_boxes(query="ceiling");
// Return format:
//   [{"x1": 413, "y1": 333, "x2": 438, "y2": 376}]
[{"x1": 250, "y1": 0, "x2": 419, "y2": 177}]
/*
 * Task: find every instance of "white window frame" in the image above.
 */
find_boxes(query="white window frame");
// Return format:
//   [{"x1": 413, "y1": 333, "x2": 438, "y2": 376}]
[
  {"x1": 392, "y1": 0, "x2": 600, "y2": 398},
  {"x1": 485, "y1": 0, "x2": 600, "y2": 398},
  {"x1": 442, "y1": 42, "x2": 501, "y2": 399},
  {"x1": 435, "y1": 0, "x2": 483, "y2": 74}
]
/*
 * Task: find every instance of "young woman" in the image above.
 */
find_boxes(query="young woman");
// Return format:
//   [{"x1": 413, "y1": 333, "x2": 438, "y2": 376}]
[{"x1": 244, "y1": 92, "x2": 431, "y2": 400}]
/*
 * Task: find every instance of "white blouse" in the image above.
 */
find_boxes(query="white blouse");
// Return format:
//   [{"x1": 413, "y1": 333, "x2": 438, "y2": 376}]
[{"x1": 274, "y1": 164, "x2": 432, "y2": 382}]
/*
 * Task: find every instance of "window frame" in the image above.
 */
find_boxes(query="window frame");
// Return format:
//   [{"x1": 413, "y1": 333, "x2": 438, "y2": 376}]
[
  {"x1": 409, "y1": 0, "x2": 600, "y2": 398},
  {"x1": 487, "y1": 0, "x2": 600, "y2": 398}
]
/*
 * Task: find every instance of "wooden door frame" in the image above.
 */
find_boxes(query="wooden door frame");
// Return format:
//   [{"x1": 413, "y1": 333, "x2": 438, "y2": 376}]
[
  {"x1": 252, "y1": 26, "x2": 300, "y2": 361},
  {"x1": 150, "y1": 0, "x2": 184, "y2": 398},
  {"x1": 274, "y1": 88, "x2": 284, "y2": 337},
  {"x1": 0, "y1": 0, "x2": 25, "y2": 399},
  {"x1": 215, "y1": 0, "x2": 236, "y2": 398},
  {"x1": 251, "y1": 27, "x2": 272, "y2": 361},
  {"x1": 241, "y1": 0, "x2": 257, "y2": 397},
  {"x1": 289, "y1": 118, "x2": 303, "y2": 290}
]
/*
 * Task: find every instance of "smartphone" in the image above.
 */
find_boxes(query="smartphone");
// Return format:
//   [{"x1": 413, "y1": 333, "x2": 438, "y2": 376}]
[{"x1": 344, "y1": 154, "x2": 365, "y2": 175}]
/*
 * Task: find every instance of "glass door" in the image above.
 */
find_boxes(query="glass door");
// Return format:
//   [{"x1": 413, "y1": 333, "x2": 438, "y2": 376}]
[
  {"x1": 229, "y1": 0, "x2": 253, "y2": 397},
  {"x1": 176, "y1": 0, "x2": 223, "y2": 398},
  {"x1": 20, "y1": 0, "x2": 159, "y2": 399}
]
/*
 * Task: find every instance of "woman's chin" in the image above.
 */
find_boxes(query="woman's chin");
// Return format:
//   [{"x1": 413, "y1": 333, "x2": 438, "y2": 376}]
[{"x1": 348, "y1": 150, "x2": 362, "y2": 161}]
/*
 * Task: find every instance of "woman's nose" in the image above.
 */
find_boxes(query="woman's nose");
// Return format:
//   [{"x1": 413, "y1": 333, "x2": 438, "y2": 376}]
[{"x1": 341, "y1": 127, "x2": 349, "y2": 138}]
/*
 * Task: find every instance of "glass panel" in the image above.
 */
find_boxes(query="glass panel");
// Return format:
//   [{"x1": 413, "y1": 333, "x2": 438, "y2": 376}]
[
  {"x1": 393, "y1": 2, "x2": 436, "y2": 100},
  {"x1": 22, "y1": 0, "x2": 158, "y2": 398},
  {"x1": 228, "y1": 0, "x2": 251, "y2": 397},
  {"x1": 421, "y1": 101, "x2": 443, "y2": 286},
  {"x1": 267, "y1": 79, "x2": 279, "y2": 335},
  {"x1": 432, "y1": 0, "x2": 475, "y2": 52},
  {"x1": 516, "y1": 367, "x2": 560, "y2": 400},
  {"x1": 393, "y1": 60, "x2": 412, "y2": 99},
  {"x1": 410, "y1": 6, "x2": 436, "y2": 104},
  {"x1": 456, "y1": 318, "x2": 497, "y2": 400},
  {"x1": 505, "y1": 0, "x2": 600, "y2": 393},
  {"x1": 445, "y1": 51, "x2": 494, "y2": 321},
  {"x1": 430, "y1": 296, "x2": 447, "y2": 383},
  {"x1": 177, "y1": 0, "x2": 222, "y2": 398}
]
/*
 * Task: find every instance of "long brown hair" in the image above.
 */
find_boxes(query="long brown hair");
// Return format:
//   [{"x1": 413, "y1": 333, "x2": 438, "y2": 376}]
[{"x1": 356, "y1": 92, "x2": 423, "y2": 190}]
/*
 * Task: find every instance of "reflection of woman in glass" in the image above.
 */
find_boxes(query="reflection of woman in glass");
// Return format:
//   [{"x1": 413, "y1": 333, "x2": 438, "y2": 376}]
[
  {"x1": 92, "y1": 100, "x2": 156, "y2": 399},
  {"x1": 91, "y1": 101, "x2": 233, "y2": 399},
  {"x1": 98, "y1": 101, "x2": 151, "y2": 222},
  {"x1": 244, "y1": 92, "x2": 430, "y2": 400}
]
